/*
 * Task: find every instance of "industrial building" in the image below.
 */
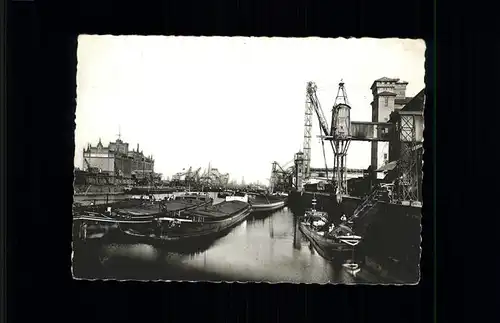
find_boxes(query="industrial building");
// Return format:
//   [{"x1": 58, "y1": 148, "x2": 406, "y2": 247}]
[{"x1": 370, "y1": 77, "x2": 414, "y2": 171}]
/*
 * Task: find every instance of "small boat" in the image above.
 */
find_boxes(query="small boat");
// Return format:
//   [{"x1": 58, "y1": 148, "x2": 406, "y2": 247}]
[
  {"x1": 248, "y1": 193, "x2": 287, "y2": 213},
  {"x1": 299, "y1": 195, "x2": 362, "y2": 262},
  {"x1": 121, "y1": 200, "x2": 252, "y2": 242}
]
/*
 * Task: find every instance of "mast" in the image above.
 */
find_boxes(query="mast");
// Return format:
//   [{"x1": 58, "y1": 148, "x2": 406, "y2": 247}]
[{"x1": 311, "y1": 194, "x2": 317, "y2": 211}]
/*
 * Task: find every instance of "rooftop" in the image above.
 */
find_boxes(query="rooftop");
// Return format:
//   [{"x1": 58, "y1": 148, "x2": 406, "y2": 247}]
[
  {"x1": 375, "y1": 77, "x2": 400, "y2": 82},
  {"x1": 370, "y1": 77, "x2": 401, "y2": 90},
  {"x1": 395, "y1": 97, "x2": 413, "y2": 105},
  {"x1": 401, "y1": 89, "x2": 425, "y2": 112}
]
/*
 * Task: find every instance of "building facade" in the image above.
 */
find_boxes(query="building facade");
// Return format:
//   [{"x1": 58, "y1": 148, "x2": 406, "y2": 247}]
[
  {"x1": 388, "y1": 89, "x2": 425, "y2": 202},
  {"x1": 82, "y1": 137, "x2": 155, "y2": 180},
  {"x1": 370, "y1": 77, "x2": 413, "y2": 170}
]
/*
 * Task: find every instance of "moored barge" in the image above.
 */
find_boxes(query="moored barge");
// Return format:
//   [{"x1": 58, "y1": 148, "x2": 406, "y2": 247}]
[
  {"x1": 248, "y1": 193, "x2": 287, "y2": 214},
  {"x1": 299, "y1": 196, "x2": 362, "y2": 263},
  {"x1": 73, "y1": 193, "x2": 212, "y2": 242},
  {"x1": 121, "y1": 198, "x2": 251, "y2": 243}
]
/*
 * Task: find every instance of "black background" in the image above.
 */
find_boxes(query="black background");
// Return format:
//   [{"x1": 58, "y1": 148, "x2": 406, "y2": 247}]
[{"x1": 5, "y1": 0, "x2": 475, "y2": 321}]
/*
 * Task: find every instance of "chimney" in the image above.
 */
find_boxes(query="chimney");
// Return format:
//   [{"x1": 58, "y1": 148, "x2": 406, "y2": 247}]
[{"x1": 137, "y1": 143, "x2": 139, "y2": 151}]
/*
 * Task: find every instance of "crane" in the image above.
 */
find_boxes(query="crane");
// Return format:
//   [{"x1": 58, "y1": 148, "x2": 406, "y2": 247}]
[
  {"x1": 199, "y1": 163, "x2": 229, "y2": 189},
  {"x1": 269, "y1": 159, "x2": 295, "y2": 193},
  {"x1": 304, "y1": 81, "x2": 353, "y2": 201},
  {"x1": 83, "y1": 156, "x2": 100, "y2": 174},
  {"x1": 304, "y1": 82, "x2": 336, "y2": 183}
]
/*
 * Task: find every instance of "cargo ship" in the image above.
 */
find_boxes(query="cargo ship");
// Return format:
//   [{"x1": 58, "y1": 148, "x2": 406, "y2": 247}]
[
  {"x1": 289, "y1": 188, "x2": 421, "y2": 283},
  {"x1": 120, "y1": 198, "x2": 251, "y2": 243}
]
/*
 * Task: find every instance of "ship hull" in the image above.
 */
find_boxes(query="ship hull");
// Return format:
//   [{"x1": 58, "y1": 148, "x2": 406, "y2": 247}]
[
  {"x1": 73, "y1": 196, "x2": 213, "y2": 243},
  {"x1": 248, "y1": 194, "x2": 287, "y2": 215},
  {"x1": 299, "y1": 222, "x2": 354, "y2": 263},
  {"x1": 290, "y1": 190, "x2": 422, "y2": 283},
  {"x1": 122, "y1": 201, "x2": 252, "y2": 243},
  {"x1": 354, "y1": 201, "x2": 421, "y2": 283},
  {"x1": 251, "y1": 200, "x2": 286, "y2": 213}
]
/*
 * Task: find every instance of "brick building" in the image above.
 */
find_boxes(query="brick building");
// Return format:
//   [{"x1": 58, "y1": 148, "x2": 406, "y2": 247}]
[
  {"x1": 82, "y1": 137, "x2": 156, "y2": 180},
  {"x1": 370, "y1": 77, "x2": 414, "y2": 170}
]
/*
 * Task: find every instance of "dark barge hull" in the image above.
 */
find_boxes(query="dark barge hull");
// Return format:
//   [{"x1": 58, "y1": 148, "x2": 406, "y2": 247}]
[
  {"x1": 73, "y1": 198, "x2": 212, "y2": 244},
  {"x1": 299, "y1": 222, "x2": 354, "y2": 263},
  {"x1": 290, "y1": 190, "x2": 421, "y2": 283},
  {"x1": 251, "y1": 200, "x2": 286, "y2": 213},
  {"x1": 122, "y1": 201, "x2": 252, "y2": 243},
  {"x1": 249, "y1": 195, "x2": 287, "y2": 213}
]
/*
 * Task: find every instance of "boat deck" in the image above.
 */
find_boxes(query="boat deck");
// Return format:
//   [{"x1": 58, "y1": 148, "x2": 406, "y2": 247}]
[
  {"x1": 190, "y1": 201, "x2": 248, "y2": 218},
  {"x1": 116, "y1": 200, "x2": 205, "y2": 217}
]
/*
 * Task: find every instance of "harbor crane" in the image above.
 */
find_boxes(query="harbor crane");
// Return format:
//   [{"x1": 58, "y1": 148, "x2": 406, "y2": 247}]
[
  {"x1": 304, "y1": 81, "x2": 352, "y2": 201},
  {"x1": 172, "y1": 166, "x2": 204, "y2": 187},
  {"x1": 302, "y1": 80, "x2": 423, "y2": 206},
  {"x1": 200, "y1": 162, "x2": 230, "y2": 189},
  {"x1": 269, "y1": 159, "x2": 295, "y2": 193}
]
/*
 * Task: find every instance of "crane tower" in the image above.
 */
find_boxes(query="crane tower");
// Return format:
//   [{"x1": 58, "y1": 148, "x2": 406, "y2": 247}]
[
  {"x1": 302, "y1": 88, "x2": 314, "y2": 180},
  {"x1": 330, "y1": 81, "x2": 352, "y2": 201}
]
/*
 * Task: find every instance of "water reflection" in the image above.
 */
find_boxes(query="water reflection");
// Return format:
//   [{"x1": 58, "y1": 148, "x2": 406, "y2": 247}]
[{"x1": 74, "y1": 199, "x2": 361, "y2": 283}]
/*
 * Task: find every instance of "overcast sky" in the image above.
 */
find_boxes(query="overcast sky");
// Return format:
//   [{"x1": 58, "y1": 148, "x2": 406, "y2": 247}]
[{"x1": 75, "y1": 36, "x2": 425, "y2": 184}]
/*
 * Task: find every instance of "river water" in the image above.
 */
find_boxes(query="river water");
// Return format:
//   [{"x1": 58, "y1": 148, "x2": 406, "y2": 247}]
[{"x1": 73, "y1": 192, "x2": 372, "y2": 283}]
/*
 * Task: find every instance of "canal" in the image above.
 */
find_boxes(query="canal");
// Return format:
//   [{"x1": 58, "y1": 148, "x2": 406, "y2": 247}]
[{"x1": 73, "y1": 193, "x2": 375, "y2": 283}]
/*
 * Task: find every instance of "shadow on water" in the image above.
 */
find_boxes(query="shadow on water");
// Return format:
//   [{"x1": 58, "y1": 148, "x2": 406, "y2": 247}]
[{"x1": 73, "y1": 203, "x2": 360, "y2": 283}]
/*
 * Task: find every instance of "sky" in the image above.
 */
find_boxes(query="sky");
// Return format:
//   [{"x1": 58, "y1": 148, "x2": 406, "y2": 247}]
[{"x1": 75, "y1": 36, "x2": 426, "y2": 184}]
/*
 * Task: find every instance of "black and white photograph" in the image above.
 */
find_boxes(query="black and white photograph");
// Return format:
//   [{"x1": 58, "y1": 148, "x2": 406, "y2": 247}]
[{"x1": 72, "y1": 36, "x2": 425, "y2": 284}]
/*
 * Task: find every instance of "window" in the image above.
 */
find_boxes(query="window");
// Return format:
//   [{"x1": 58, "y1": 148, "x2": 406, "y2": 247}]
[
  {"x1": 384, "y1": 97, "x2": 389, "y2": 107},
  {"x1": 384, "y1": 153, "x2": 388, "y2": 160}
]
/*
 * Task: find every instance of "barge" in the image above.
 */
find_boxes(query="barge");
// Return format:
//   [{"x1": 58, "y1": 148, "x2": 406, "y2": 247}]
[
  {"x1": 73, "y1": 193, "x2": 212, "y2": 242},
  {"x1": 248, "y1": 193, "x2": 287, "y2": 214},
  {"x1": 121, "y1": 199, "x2": 251, "y2": 243},
  {"x1": 299, "y1": 196, "x2": 362, "y2": 263},
  {"x1": 289, "y1": 187, "x2": 422, "y2": 283}
]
